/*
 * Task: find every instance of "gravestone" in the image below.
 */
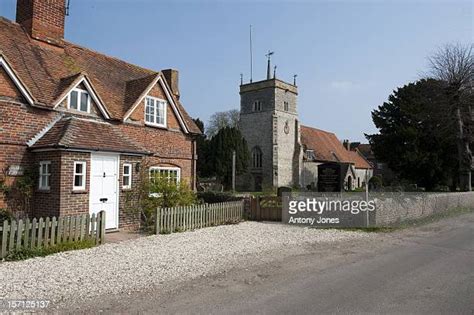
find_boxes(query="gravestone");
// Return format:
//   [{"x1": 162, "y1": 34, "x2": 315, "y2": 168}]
[{"x1": 317, "y1": 162, "x2": 343, "y2": 192}]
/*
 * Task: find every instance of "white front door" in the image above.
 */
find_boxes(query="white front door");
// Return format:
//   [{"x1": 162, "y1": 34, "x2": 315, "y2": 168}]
[{"x1": 89, "y1": 153, "x2": 119, "y2": 229}]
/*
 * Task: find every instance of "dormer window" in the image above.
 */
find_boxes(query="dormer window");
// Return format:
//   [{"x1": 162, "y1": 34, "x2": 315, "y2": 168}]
[
  {"x1": 145, "y1": 96, "x2": 167, "y2": 127},
  {"x1": 68, "y1": 88, "x2": 90, "y2": 113},
  {"x1": 253, "y1": 100, "x2": 262, "y2": 111}
]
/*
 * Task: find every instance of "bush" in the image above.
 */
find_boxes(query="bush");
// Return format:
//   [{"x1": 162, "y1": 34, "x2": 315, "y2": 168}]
[
  {"x1": 4, "y1": 239, "x2": 96, "y2": 261},
  {"x1": 123, "y1": 163, "x2": 197, "y2": 231},
  {"x1": 369, "y1": 175, "x2": 383, "y2": 190},
  {"x1": 0, "y1": 208, "x2": 12, "y2": 223},
  {"x1": 197, "y1": 191, "x2": 242, "y2": 204}
]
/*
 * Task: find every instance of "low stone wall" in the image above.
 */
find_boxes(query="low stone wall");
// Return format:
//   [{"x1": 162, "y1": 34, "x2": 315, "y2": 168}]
[{"x1": 374, "y1": 192, "x2": 474, "y2": 226}]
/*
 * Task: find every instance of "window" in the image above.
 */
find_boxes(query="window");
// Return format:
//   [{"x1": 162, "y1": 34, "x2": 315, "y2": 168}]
[
  {"x1": 38, "y1": 161, "x2": 51, "y2": 190},
  {"x1": 252, "y1": 147, "x2": 263, "y2": 168},
  {"x1": 149, "y1": 167, "x2": 181, "y2": 185},
  {"x1": 123, "y1": 163, "x2": 132, "y2": 189},
  {"x1": 284, "y1": 101, "x2": 289, "y2": 111},
  {"x1": 145, "y1": 96, "x2": 167, "y2": 127},
  {"x1": 73, "y1": 161, "x2": 86, "y2": 190},
  {"x1": 68, "y1": 88, "x2": 90, "y2": 113},
  {"x1": 253, "y1": 100, "x2": 262, "y2": 111}
]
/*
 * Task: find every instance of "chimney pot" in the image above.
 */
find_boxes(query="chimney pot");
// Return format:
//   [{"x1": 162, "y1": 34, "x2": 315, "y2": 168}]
[{"x1": 16, "y1": 0, "x2": 66, "y2": 46}]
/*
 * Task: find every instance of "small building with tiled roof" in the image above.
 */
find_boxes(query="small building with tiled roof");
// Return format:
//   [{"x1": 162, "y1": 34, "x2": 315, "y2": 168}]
[
  {"x1": 300, "y1": 126, "x2": 373, "y2": 190},
  {"x1": 0, "y1": 0, "x2": 200, "y2": 229}
]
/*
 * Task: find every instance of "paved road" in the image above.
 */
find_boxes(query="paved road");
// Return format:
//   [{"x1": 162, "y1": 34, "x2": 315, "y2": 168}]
[{"x1": 76, "y1": 212, "x2": 474, "y2": 314}]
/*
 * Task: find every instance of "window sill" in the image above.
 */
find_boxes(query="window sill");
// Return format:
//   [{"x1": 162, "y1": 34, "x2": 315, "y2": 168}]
[
  {"x1": 145, "y1": 122, "x2": 167, "y2": 130},
  {"x1": 72, "y1": 189, "x2": 88, "y2": 194},
  {"x1": 122, "y1": 188, "x2": 132, "y2": 192},
  {"x1": 37, "y1": 189, "x2": 51, "y2": 193}
]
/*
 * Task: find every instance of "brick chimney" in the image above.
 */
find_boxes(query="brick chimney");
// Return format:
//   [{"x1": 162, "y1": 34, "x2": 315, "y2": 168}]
[
  {"x1": 162, "y1": 69, "x2": 180, "y2": 100},
  {"x1": 16, "y1": 0, "x2": 66, "y2": 46}
]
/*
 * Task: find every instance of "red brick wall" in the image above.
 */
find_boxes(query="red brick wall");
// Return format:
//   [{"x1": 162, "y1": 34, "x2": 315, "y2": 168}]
[
  {"x1": 33, "y1": 151, "x2": 61, "y2": 218},
  {"x1": 0, "y1": 100, "x2": 56, "y2": 214},
  {"x1": 0, "y1": 101, "x2": 58, "y2": 146},
  {"x1": 0, "y1": 68, "x2": 25, "y2": 102},
  {"x1": 59, "y1": 151, "x2": 90, "y2": 217},
  {"x1": 119, "y1": 155, "x2": 142, "y2": 230},
  {"x1": 118, "y1": 122, "x2": 195, "y2": 185}
]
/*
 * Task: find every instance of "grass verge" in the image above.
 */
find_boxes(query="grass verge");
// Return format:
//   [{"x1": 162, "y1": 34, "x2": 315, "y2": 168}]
[{"x1": 4, "y1": 239, "x2": 97, "y2": 262}]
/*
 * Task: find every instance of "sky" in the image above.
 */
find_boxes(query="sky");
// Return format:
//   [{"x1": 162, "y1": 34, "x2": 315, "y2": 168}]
[{"x1": 1, "y1": 0, "x2": 472, "y2": 142}]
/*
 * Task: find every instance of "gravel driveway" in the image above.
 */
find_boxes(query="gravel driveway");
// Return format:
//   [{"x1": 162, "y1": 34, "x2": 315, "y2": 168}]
[{"x1": 0, "y1": 222, "x2": 370, "y2": 306}]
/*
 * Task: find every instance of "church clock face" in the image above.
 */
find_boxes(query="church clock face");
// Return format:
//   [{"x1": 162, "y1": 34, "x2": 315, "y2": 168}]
[{"x1": 284, "y1": 120, "x2": 290, "y2": 134}]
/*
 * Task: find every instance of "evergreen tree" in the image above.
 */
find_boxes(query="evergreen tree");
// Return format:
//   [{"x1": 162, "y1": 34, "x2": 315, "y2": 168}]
[
  {"x1": 208, "y1": 127, "x2": 250, "y2": 188},
  {"x1": 192, "y1": 118, "x2": 212, "y2": 178},
  {"x1": 366, "y1": 79, "x2": 458, "y2": 190}
]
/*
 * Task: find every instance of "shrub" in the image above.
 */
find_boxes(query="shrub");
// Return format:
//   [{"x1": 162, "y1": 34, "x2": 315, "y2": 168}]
[
  {"x1": 369, "y1": 175, "x2": 383, "y2": 190},
  {"x1": 123, "y1": 162, "x2": 197, "y2": 231},
  {"x1": 0, "y1": 208, "x2": 12, "y2": 223},
  {"x1": 197, "y1": 191, "x2": 242, "y2": 204},
  {"x1": 4, "y1": 239, "x2": 96, "y2": 261}
]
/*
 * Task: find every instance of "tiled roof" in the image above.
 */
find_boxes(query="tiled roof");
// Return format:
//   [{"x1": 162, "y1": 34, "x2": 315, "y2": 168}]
[
  {"x1": 0, "y1": 17, "x2": 201, "y2": 134},
  {"x1": 301, "y1": 125, "x2": 372, "y2": 169},
  {"x1": 352, "y1": 143, "x2": 374, "y2": 160},
  {"x1": 30, "y1": 116, "x2": 150, "y2": 155}
]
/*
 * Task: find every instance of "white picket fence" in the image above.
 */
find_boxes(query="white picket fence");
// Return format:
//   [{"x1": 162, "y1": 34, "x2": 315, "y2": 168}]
[{"x1": 156, "y1": 201, "x2": 244, "y2": 234}]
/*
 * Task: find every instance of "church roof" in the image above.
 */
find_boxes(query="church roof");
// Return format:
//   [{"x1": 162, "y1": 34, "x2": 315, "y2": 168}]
[{"x1": 300, "y1": 125, "x2": 372, "y2": 169}]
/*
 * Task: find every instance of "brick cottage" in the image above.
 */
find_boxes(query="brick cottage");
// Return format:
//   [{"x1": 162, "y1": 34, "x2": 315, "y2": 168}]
[{"x1": 0, "y1": 0, "x2": 201, "y2": 229}]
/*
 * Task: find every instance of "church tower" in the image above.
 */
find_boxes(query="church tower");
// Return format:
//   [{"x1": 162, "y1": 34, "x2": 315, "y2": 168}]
[{"x1": 238, "y1": 56, "x2": 301, "y2": 191}]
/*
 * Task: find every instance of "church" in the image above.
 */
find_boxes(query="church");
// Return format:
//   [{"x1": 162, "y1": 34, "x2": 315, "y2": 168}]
[{"x1": 237, "y1": 59, "x2": 373, "y2": 192}]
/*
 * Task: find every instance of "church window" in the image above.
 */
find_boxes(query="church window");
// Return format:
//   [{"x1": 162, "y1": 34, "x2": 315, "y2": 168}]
[
  {"x1": 284, "y1": 101, "x2": 289, "y2": 111},
  {"x1": 252, "y1": 147, "x2": 263, "y2": 168},
  {"x1": 253, "y1": 100, "x2": 262, "y2": 111}
]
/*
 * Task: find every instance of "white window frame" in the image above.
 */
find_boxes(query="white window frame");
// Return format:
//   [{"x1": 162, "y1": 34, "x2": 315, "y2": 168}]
[
  {"x1": 123, "y1": 163, "x2": 132, "y2": 189},
  {"x1": 149, "y1": 166, "x2": 181, "y2": 198},
  {"x1": 73, "y1": 161, "x2": 87, "y2": 191},
  {"x1": 38, "y1": 161, "x2": 51, "y2": 190},
  {"x1": 68, "y1": 88, "x2": 91, "y2": 113},
  {"x1": 149, "y1": 166, "x2": 181, "y2": 184},
  {"x1": 144, "y1": 96, "x2": 167, "y2": 128}
]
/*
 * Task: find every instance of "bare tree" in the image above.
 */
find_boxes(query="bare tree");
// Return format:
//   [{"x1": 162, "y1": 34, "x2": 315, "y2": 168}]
[
  {"x1": 206, "y1": 109, "x2": 240, "y2": 138},
  {"x1": 428, "y1": 43, "x2": 473, "y2": 191}
]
